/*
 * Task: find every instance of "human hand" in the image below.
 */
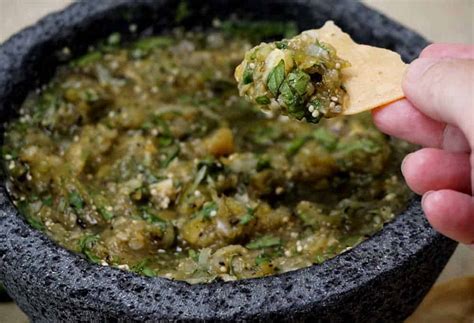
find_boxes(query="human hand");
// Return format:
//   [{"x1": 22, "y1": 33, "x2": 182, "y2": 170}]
[{"x1": 372, "y1": 44, "x2": 474, "y2": 244}]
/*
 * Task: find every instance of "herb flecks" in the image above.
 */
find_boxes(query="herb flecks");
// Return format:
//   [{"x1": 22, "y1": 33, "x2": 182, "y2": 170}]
[
  {"x1": 196, "y1": 202, "x2": 218, "y2": 220},
  {"x1": 236, "y1": 30, "x2": 349, "y2": 123},
  {"x1": 242, "y1": 64, "x2": 254, "y2": 84},
  {"x1": 246, "y1": 235, "x2": 281, "y2": 249},
  {"x1": 98, "y1": 206, "x2": 114, "y2": 220},
  {"x1": 255, "y1": 96, "x2": 271, "y2": 105},
  {"x1": 68, "y1": 191, "x2": 84, "y2": 211},
  {"x1": 78, "y1": 234, "x2": 101, "y2": 264},
  {"x1": 267, "y1": 60, "x2": 285, "y2": 96},
  {"x1": 131, "y1": 259, "x2": 157, "y2": 277},
  {"x1": 239, "y1": 207, "x2": 255, "y2": 225},
  {"x1": 286, "y1": 137, "x2": 309, "y2": 155}
]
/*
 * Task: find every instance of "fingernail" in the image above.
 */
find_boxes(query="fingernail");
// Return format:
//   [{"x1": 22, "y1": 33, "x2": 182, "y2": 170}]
[
  {"x1": 405, "y1": 58, "x2": 441, "y2": 85},
  {"x1": 401, "y1": 153, "x2": 413, "y2": 177},
  {"x1": 421, "y1": 190, "x2": 435, "y2": 210}
]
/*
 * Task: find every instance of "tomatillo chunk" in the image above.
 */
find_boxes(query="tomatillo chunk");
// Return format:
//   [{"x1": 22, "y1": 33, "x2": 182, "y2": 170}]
[{"x1": 235, "y1": 35, "x2": 349, "y2": 123}]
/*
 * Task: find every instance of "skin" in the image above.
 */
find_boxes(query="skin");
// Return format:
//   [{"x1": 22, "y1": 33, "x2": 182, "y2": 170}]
[{"x1": 372, "y1": 44, "x2": 474, "y2": 244}]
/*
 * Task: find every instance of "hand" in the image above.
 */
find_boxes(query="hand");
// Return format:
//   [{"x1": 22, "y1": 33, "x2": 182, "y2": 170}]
[{"x1": 372, "y1": 44, "x2": 474, "y2": 244}]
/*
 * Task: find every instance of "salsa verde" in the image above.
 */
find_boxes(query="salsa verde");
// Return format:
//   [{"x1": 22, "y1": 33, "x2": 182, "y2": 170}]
[{"x1": 2, "y1": 25, "x2": 411, "y2": 283}]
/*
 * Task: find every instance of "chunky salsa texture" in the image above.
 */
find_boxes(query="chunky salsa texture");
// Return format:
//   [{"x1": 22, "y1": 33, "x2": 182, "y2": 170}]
[
  {"x1": 2, "y1": 24, "x2": 412, "y2": 283},
  {"x1": 235, "y1": 31, "x2": 349, "y2": 123}
]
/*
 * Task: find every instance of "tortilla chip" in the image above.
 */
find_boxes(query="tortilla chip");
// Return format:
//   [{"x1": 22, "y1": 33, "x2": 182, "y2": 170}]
[{"x1": 306, "y1": 21, "x2": 407, "y2": 115}]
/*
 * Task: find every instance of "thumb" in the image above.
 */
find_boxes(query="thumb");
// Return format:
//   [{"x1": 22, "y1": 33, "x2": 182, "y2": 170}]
[{"x1": 403, "y1": 57, "x2": 474, "y2": 143}]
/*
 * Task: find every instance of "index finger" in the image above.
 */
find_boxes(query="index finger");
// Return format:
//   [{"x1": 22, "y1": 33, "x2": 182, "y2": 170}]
[
  {"x1": 420, "y1": 43, "x2": 474, "y2": 59},
  {"x1": 372, "y1": 100, "x2": 470, "y2": 152},
  {"x1": 403, "y1": 58, "x2": 474, "y2": 142}
]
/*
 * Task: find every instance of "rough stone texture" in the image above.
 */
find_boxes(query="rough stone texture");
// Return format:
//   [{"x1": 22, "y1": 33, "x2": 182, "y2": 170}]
[{"x1": 0, "y1": 0, "x2": 457, "y2": 322}]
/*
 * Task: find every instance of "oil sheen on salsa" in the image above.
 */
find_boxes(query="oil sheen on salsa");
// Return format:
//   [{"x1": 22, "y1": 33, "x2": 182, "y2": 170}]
[{"x1": 2, "y1": 24, "x2": 412, "y2": 284}]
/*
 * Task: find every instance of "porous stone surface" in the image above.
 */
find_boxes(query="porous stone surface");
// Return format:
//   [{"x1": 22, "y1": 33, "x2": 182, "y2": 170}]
[{"x1": 0, "y1": 1, "x2": 457, "y2": 322}]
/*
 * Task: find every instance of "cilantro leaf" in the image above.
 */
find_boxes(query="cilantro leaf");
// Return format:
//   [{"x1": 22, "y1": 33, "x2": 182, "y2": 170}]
[
  {"x1": 256, "y1": 156, "x2": 271, "y2": 171},
  {"x1": 255, "y1": 95, "x2": 270, "y2": 105},
  {"x1": 42, "y1": 196, "x2": 53, "y2": 207},
  {"x1": 246, "y1": 235, "x2": 281, "y2": 249},
  {"x1": 255, "y1": 254, "x2": 271, "y2": 265},
  {"x1": 314, "y1": 254, "x2": 326, "y2": 264},
  {"x1": 313, "y1": 128, "x2": 338, "y2": 151},
  {"x1": 197, "y1": 202, "x2": 218, "y2": 220},
  {"x1": 73, "y1": 51, "x2": 102, "y2": 67},
  {"x1": 133, "y1": 36, "x2": 174, "y2": 51},
  {"x1": 188, "y1": 249, "x2": 199, "y2": 262},
  {"x1": 141, "y1": 208, "x2": 168, "y2": 229},
  {"x1": 286, "y1": 137, "x2": 308, "y2": 155},
  {"x1": 239, "y1": 207, "x2": 255, "y2": 225},
  {"x1": 142, "y1": 267, "x2": 156, "y2": 277},
  {"x1": 131, "y1": 259, "x2": 157, "y2": 277},
  {"x1": 242, "y1": 64, "x2": 254, "y2": 84},
  {"x1": 275, "y1": 40, "x2": 288, "y2": 49},
  {"x1": 279, "y1": 80, "x2": 305, "y2": 120},
  {"x1": 287, "y1": 70, "x2": 310, "y2": 95},
  {"x1": 267, "y1": 60, "x2": 285, "y2": 96},
  {"x1": 98, "y1": 206, "x2": 114, "y2": 221},
  {"x1": 68, "y1": 191, "x2": 84, "y2": 211},
  {"x1": 26, "y1": 216, "x2": 45, "y2": 231},
  {"x1": 78, "y1": 234, "x2": 101, "y2": 264},
  {"x1": 160, "y1": 145, "x2": 180, "y2": 168},
  {"x1": 337, "y1": 138, "x2": 381, "y2": 154},
  {"x1": 131, "y1": 36, "x2": 174, "y2": 59}
]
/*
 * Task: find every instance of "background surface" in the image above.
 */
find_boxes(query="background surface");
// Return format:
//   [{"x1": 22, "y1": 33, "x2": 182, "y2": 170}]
[{"x1": 0, "y1": 1, "x2": 473, "y2": 322}]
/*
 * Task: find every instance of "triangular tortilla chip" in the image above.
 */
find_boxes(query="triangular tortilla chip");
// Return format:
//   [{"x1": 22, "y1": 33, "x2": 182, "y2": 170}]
[{"x1": 308, "y1": 21, "x2": 407, "y2": 115}]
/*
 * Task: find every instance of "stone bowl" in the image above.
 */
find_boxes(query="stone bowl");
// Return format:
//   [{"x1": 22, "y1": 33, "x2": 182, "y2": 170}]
[{"x1": 0, "y1": 1, "x2": 457, "y2": 321}]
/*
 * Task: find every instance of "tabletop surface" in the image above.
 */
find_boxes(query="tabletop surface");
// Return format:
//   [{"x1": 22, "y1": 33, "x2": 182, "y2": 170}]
[{"x1": 0, "y1": 1, "x2": 472, "y2": 322}]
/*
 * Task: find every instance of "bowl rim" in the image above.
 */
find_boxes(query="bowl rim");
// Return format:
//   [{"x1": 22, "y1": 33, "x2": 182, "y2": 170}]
[{"x1": 0, "y1": 0, "x2": 454, "y2": 320}]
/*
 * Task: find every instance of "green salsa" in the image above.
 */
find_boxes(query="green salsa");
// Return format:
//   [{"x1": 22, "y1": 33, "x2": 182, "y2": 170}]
[
  {"x1": 2, "y1": 26, "x2": 412, "y2": 283},
  {"x1": 235, "y1": 31, "x2": 349, "y2": 123}
]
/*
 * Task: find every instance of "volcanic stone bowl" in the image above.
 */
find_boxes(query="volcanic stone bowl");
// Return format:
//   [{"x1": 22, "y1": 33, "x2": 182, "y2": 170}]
[{"x1": 0, "y1": 0, "x2": 457, "y2": 322}]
